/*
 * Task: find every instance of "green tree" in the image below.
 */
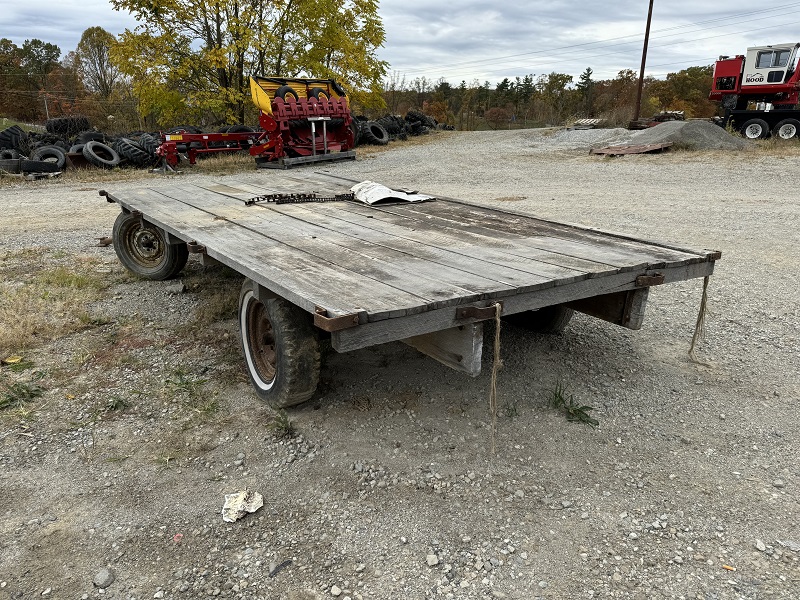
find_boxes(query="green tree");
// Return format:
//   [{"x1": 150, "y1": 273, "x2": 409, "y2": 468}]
[
  {"x1": 76, "y1": 27, "x2": 121, "y2": 98},
  {"x1": 110, "y1": 0, "x2": 387, "y2": 124},
  {"x1": 575, "y1": 67, "x2": 594, "y2": 115}
]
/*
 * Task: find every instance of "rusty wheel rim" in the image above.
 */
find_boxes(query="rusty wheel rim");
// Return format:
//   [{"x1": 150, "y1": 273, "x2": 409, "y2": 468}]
[
  {"x1": 124, "y1": 224, "x2": 165, "y2": 269},
  {"x1": 246, "y1": 297, "x2": 277, "y2": 385}
]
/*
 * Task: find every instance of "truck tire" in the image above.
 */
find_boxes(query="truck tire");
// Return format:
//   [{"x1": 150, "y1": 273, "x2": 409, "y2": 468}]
[
  {"x1": 0, "y1": 158, "x2": 21, "y2": 173},
  {"x1": 740, "y1": 118, "x2": 769, "y2": 139},
  {"x1": 83, "y1": 141, "x2": 121, "y2": 168},
  {"x1": 112, "y1": 211, "x2": 188, "y2": 280},
  {"x1": 112, "y1": 137, "x2": 152, "y2": 167},
  {"x1": 359, "y1": 121, "x2": 390, "y2": 145},
  {"x1": 30, "y1": 145, "x2": 67, "y2": 170},
  {"x1": 275, "y1": 85, "x2": 299, "y2": 101},
  {"x1": 138, "y1": 133, "x2": 161, "y2": 159},
  {"x1": 503, "y1": 305, "x2": 575, "y2": 334},
  {"x1": 238, "y1": 279, "x2": 321, "y2": 408},
  {"x1": 20, "y1": 159, "x2": 60, "y2": 173},
  {"x1": 772, "y1": 118, "x2": 800, "y2": 140},
  {"x1": 309, "y1": 87, "x2": 330, "y2": 101}
]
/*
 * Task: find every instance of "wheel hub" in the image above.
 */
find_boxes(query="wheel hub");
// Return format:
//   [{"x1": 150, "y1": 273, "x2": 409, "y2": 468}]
[
  {"x1": 127, "y1": 226, "x2": 164, "y2": 265},
  {"x1": 248, "y1": 300, "x2": 277, "y2": 383}
]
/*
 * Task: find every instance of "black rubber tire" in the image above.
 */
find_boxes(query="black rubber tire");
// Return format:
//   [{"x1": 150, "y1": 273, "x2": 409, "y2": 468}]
[
  {"x1": 139, "y1": 133, "x2": 161, "y2": 158},
  {"x1": 112, "y1": 211, "x2": 188, "y2": 280},
  {"x1": 309, "y1": 87, "x2": 330, "y2": 101},
  {"x1": 0, "y1": 158, "x2": 21, "y2": 173},
  {"x1": 350, "y1": 122, "x2": 361, "y2": 146},
  {"x1": 275, "y1": 85, "x2": 299, "y2": 101},
  {"x1": 30, "y1": 145, "x2": 67, "y2": 170},
  {"x1": 238, "y1": 279, "x2": 321, "y2": 408},
  {"x1": 406, "y1": 109, "x2": 437, "y2": 129},
  {"x1": 771, "y1": 118, "x2": 800, "y2": 140},
  {"x1": 82, "y1": 141, "x2": 120, "y2": 169},
  {"x1": 112, "y1": 137, "x2": 152, "y2": 168},
  {"x1": 69, "y1": 144, "x2": 85, "y2": 154},
  {"x1": 19, "y1": 159, "x2": 60, "y2": 173},
  {"x1": 45, "y1": 116, "x2": 91, "y2": 137},
  {"x1": 75, "y1": 130, "x2": 104, "y2": 144},
  {"x1": 226, "y1": 124, "x2": 254, "y2": 133},
  {"x1": 166, "y1": 125, "x2": 203, "y2": 134},
  {"x1": 740, "y1": 118, "x2": 770, "y2": 139},
  {"x1": 0, "y1": 148, "x2": 19, "y2": 159},
  {"x1": 504, "y1": 305, "x2": 575, "y2": 334},
  {"x1": 0, "y1": 125, "x2": 26, "y2": 151},
  {"x1": 359, "y1": 121, "x2": 390, "y2": 145}
]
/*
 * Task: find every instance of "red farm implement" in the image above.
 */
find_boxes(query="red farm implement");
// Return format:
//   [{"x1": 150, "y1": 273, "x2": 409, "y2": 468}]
[{"x1": 157, "y1": 76, "x2": 356, "y2": 169}]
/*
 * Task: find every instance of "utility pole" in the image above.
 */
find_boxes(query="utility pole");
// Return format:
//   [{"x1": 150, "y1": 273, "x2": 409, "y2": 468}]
[
  {"x1": 633, "y1": 0, "x2": 655, "y2": 123},
  {"x1": 43, "y1": 93, "x2": 50, "y2": 120}
]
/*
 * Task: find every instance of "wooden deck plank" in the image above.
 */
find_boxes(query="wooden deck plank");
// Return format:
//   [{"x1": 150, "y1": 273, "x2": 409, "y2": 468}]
[
  {"x1": 226, "y1": 180, "x2": 624, "y2": 275},
  {"x1": 113, "y1": 187, "x2": 431, "y2": 320},
  {"x1": 215, "y1": 181, "x2": 608, "y2": 282},
  {"x1": 189, "y1": 181, "x2": 576, "y2": 290},
  {"x1": 160, "y1": 183, "x2": 520, "y2": 308},
  {"x1": 305, "y1": 201, "x2": 639, "y2": 278},
  {"x1": 391, "y1": 201, "x2": 704, "y2": 265},
  {"x1": 336, "y1": 201, "x2": 691, "y2": 270},
  {"x1": 294, "y1": 172, "x2": 717, "y2": 262}
]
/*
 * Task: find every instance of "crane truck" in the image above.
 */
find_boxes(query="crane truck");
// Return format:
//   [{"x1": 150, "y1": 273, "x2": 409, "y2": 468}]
[{"x1": 709, "y1": 42, "x2": 800, "y2": 139}]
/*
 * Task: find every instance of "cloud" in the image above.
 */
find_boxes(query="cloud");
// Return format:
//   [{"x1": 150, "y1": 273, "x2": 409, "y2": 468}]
[{"x1": 2, "y1": 0, "x2": 800, "y2": 85}]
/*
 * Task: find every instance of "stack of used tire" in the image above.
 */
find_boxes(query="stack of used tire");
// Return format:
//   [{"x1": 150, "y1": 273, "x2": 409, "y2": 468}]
[
  {"x1": 0, "y1": 117, "x2": 258, "y2": 174},
  {"x1": 353, "y1": 109, "x2": 451, "y2": 146}
]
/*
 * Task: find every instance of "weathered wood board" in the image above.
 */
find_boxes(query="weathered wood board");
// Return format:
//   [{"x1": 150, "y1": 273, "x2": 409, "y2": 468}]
[{"x1": 104, "y1": 171, "x2": 720, "y2": 350}]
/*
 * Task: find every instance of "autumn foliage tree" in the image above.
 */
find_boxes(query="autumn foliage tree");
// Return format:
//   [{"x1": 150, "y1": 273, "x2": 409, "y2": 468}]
[{"x1": 109, "y1": 0, "x2": 388, "y2": 126}]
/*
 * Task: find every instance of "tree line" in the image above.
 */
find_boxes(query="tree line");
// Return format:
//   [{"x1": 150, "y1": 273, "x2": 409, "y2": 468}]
[
  {"x1": 1, "y1": 1, "x2": 719, "y2": 132},
  {"x1": 383, "y1": 66, "x2": 718, "y2": 130}
]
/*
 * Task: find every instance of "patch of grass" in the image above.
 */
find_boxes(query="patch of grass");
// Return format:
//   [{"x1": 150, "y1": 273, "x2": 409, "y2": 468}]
[
  {"x1": 165, "y1": 368, "x2": 208, "y2": 397},
  {"x1": 0, "y1": 380, "x2": 44, "y2": 410},
  {"x1": 2, "y1": 356, "x2": 34, "y2": 372},
  {"x1": 182, "y1": 266, "x2": 242, "y2": 326},
  {"x1": 268, "y1": 410, "x2": 297, "y2": 438},
  {"x1": 36, "y1": 266, "x2": 107, "y2": 290},
  {"x1": 548, "y1": 381, "x2": 599, "y2": 428},
  {"x1": 0, "y1": 251, "x2": 112, "y2": 354},
  {"x1": 193, "y1": 152, "x2": 256, "y2": 174},
  {"x1": 104, "y1": 394, "x2": 130, "y2": 412}
]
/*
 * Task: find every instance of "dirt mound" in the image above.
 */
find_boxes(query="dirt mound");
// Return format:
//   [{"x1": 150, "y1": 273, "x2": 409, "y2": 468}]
[{"x1": 631, "y1": 120, "x2": 750, "y2": 150}]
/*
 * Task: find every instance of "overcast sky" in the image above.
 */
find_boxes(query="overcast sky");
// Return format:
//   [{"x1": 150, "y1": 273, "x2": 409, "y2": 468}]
[{"x1": 3, "y1": 0, "x2": 800, "y2": 85}]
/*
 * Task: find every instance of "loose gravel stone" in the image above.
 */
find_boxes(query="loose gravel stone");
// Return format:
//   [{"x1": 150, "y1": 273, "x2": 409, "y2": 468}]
[{"x1": 92, "y1": 568, "x2": 115, "y2": 589}]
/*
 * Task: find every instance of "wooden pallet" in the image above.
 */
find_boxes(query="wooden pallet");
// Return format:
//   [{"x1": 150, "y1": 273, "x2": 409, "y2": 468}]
[{"x1": 590, "y1": 143, "x2": 673, "y2": 156}]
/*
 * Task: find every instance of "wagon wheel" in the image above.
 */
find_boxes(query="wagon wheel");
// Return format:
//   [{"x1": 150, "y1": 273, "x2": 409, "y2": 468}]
[
  {"x1": 112, "y1": 211, "x2": 188, "y2": 280},
  {"x1": 503, "y1": 305, "x2": 575, "y2": 334},
  {"x1": 238, "y1": 279, "x2": 321, "y2": 408}
]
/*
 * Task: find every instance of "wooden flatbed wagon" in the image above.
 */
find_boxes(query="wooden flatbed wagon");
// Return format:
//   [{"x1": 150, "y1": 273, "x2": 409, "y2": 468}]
[{"x1": 101, "y1": 172, "x2": 720, "y2": 407}]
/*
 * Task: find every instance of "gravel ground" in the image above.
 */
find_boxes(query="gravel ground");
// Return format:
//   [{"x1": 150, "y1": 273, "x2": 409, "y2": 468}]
[{"x1": 1, "y1": 129, "x2": 799, "y2": 600}]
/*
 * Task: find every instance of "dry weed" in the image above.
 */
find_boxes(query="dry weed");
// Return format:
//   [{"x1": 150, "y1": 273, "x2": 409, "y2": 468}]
[{"x1": 0, "y1": 250, "x2": 113, "y2": 354}]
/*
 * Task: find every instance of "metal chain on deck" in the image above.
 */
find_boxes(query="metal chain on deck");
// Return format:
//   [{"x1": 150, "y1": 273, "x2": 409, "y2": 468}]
[{"x1": 244, "y1": 192, "x2": 354, "y2": 206}]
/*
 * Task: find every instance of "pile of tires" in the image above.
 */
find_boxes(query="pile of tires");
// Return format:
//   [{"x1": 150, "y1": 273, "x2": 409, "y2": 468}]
[{"x1": 352, "y1": 109, "x2": 451, "y2": 146}]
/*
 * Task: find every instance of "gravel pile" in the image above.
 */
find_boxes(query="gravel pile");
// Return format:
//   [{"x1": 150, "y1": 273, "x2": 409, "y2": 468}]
[
  {"x1": 631, "y1": 120, "x2": 751, "y2": 150},
  {"x1": 1, "y1": 130, "x2": 798, "y2": 599}
]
